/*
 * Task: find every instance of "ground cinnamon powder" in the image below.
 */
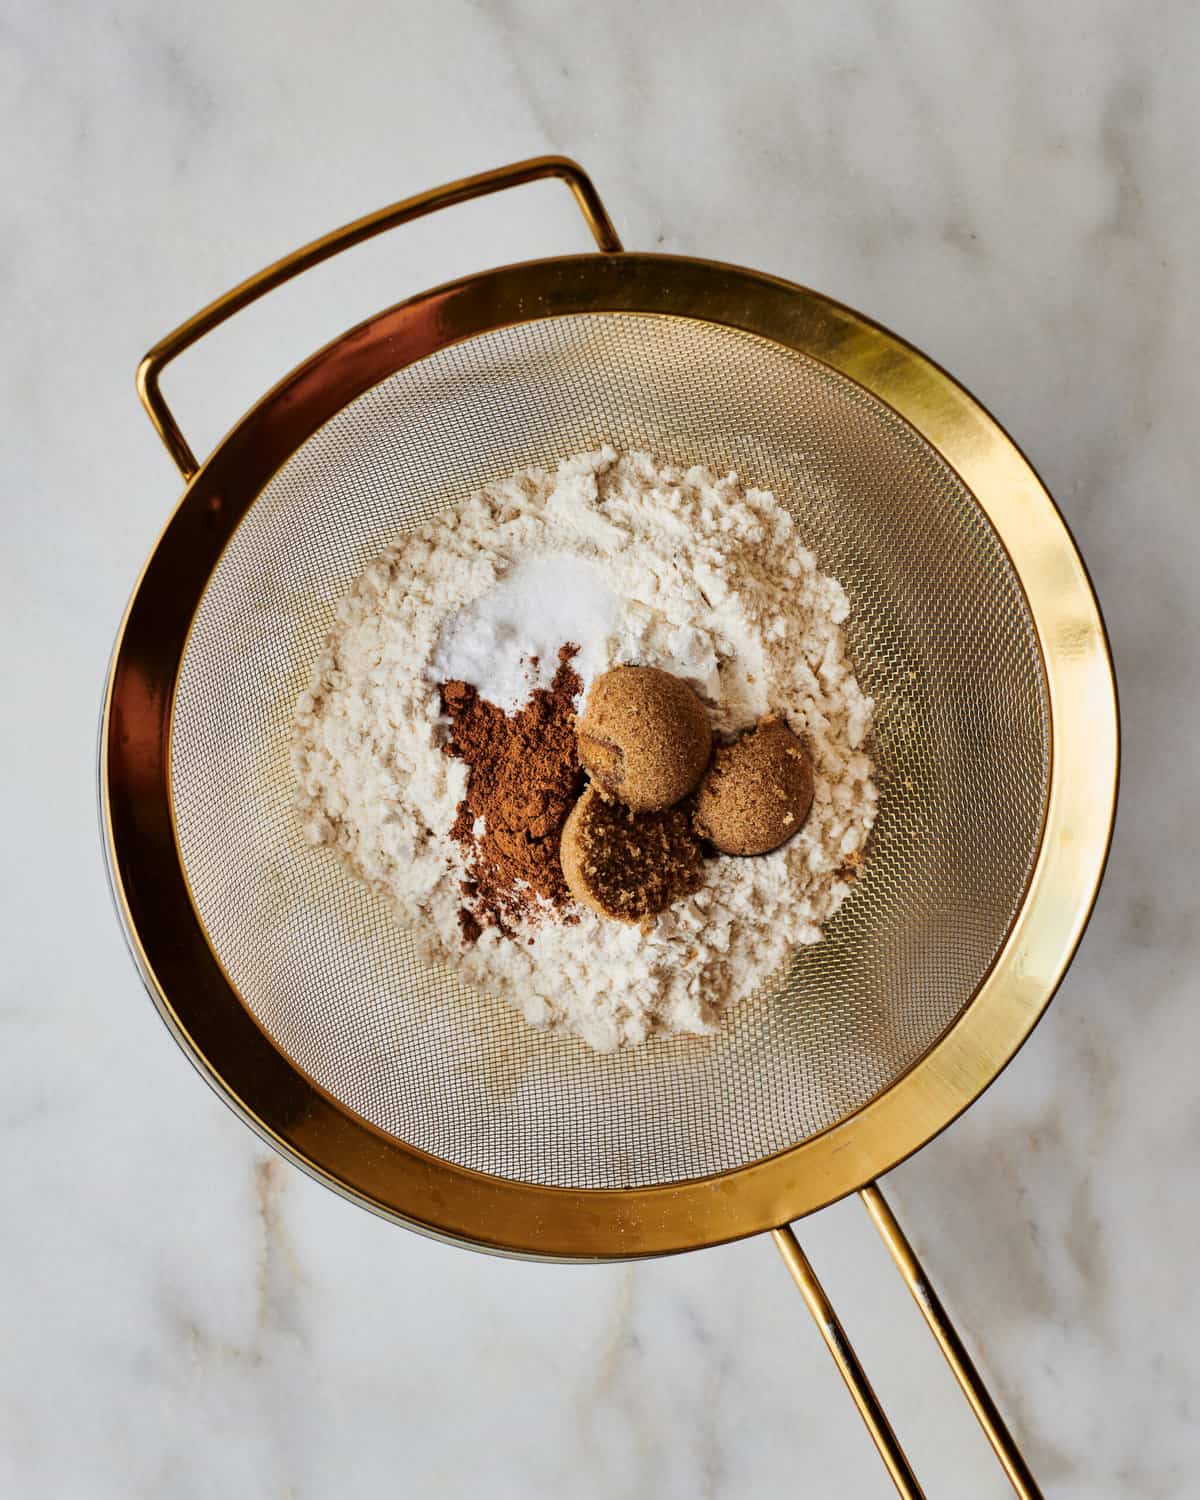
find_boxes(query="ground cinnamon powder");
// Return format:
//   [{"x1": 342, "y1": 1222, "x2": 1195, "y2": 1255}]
[{"x1": 441, "y1": 645, "x2": 584, "y2": 940}]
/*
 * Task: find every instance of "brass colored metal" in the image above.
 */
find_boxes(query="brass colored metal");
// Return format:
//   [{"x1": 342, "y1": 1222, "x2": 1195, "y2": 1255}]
[
  {"x1": 772, "y1": 1226, "x2": 925, "y2": 1500},
  {"x1": 860, "y1": 1182, "x2": 1043, "y2": 1499},
  {"x1": 107, "y1": 246, "x2": 1117, "y2": 1253},
  {"x1": 136, "y1": 155, "x2": 622, "y2": 479}
]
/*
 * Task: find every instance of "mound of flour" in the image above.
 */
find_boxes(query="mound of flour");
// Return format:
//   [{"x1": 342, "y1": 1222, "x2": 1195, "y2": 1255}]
[{"x1": 291, "y1": 447, "x2": 876, "y2": 1051}]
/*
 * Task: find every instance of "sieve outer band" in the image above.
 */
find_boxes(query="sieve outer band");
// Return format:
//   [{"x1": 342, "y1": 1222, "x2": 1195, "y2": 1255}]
[
  {"x1": 105, "y1": 252, "x2": 1118, "y2": 1257},
  {"x1": 135, "y1": 156, "x2": 623, "y2": 481}
]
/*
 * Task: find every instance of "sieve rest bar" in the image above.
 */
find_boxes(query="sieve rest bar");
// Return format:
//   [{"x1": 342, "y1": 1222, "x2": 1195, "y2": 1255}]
[
  {"x1": 860, "y1": 1181, "x2": 1044, "y2": 1499},
  {"x1": 772, "y1": 1224, "x2": 926, "y2": 1500},
  {"x1": 136, "y1": 155, "x2": 623, "y2": 481}
]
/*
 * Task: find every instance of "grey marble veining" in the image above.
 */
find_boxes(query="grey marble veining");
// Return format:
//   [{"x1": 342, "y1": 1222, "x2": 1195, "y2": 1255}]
[{"x1": 3, "y1": 2, "x2": 1197, "y2": 1496}]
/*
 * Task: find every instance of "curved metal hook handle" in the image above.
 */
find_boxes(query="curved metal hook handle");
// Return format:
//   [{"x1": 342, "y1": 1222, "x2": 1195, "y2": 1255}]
[{"x1": 136, "y1": 155, "x2": 623, "y2": 480}]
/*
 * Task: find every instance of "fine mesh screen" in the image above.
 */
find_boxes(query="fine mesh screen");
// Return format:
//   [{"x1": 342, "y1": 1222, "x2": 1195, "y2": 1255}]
[{"x1": 170, "y1": 313, "x2": 1049, "y2": 1189}]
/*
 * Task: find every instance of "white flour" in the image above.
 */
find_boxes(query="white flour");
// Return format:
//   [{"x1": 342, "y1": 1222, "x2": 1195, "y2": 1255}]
[{"x1": 291, "y1": 448, "x2": 877, "y2": 1051}]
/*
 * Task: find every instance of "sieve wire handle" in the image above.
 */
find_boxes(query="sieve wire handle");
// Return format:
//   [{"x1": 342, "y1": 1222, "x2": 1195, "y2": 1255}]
[
  {"x1": 772, "y1": 1224, "x2": 926, "y2": 1499},
  {"x1": 136, "y1": 155, "x2": 623, "y2": 480},
  {"x1": 859, "y1": 1182, "x2": 1043, "y2": 1498},
  {"x1": 773, "y1": 1187, "x2": 1044, "y2": 1499}
]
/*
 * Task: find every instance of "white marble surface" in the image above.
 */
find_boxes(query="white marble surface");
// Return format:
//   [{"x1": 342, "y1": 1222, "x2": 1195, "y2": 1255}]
[{"x1": 2, "y1": 2, "x2": 1197, "y2": 1495}]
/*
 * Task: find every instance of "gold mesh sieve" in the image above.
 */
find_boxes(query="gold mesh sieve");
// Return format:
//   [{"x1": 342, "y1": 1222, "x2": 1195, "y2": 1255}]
[{"x1": 103, "y1": 159, "x2": 1117, "y2": 1499}]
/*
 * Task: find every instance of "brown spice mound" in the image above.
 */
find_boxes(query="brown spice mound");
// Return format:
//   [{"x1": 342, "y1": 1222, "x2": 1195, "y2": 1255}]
[
  {"x1": 441, "y1": 645, "x2": 583, "y2": 939},
  {"x1": 695, "y1": 716, "x2": 815, "y2": 856},
  {"x1": 560, "y1": 784, "x2": 704, "y2": 923},
  {"x1": 577, "y1": 665, "x2": 712, "y2": 811}
]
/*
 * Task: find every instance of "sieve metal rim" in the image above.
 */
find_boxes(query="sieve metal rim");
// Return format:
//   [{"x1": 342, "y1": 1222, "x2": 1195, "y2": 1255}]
[{"x1": 102, "y1": 246, "x2": 1117, "y2": 1261}]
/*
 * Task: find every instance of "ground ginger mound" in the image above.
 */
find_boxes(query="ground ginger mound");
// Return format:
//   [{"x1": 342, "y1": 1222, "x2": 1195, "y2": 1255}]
[
  {"x1": 695, "y1": 716, "x2": 815, "y2": 856},
  {"x1": 441, "y1": 645, "x2": 584, "y2": 940},
  {"x1": 577, "y1": 665, "x2": 711, "y2": 811},
  {"x1": 560, "y1": 785, "x2": 704, "y2": 924}
]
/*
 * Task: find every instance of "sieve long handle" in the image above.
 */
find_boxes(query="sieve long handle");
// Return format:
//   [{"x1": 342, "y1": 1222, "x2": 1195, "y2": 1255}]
[
  {"x1": 773, "y1": 1224, "x2": 925, "y2": 1498},
  {"x1": 860, "y1": 1182, "x2": 1044, "y2": 1498},
  {"x1": 773, "y1": 1190, "x2": 1044, "y2": 1498},
  {"x1": 136, "y1": 155, "x2": 623, "y2": 480}
]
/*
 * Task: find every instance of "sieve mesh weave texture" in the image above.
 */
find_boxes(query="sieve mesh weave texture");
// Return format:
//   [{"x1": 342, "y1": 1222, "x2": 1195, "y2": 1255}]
[{"x1": 169, "y1": 313, "x2": 1049, "y2": 1190}]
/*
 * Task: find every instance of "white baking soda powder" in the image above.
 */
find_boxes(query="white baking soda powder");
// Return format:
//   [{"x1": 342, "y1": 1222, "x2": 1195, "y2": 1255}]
[{"x1": 431, "y1": 554, "x2": 620, "y2": 712}]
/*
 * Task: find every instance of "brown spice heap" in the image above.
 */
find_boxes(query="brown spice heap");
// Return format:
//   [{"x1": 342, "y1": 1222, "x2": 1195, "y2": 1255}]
[
  {"x1": 441, "y1": 645, "x2": 583, "y2": 940},
  {"x1": 577, "y1": 665, "x2": 712, "y2": 811},
  {"x1": 695, "y1": 715, "x2": 815, "y2": 856},
  {"x1": 560, "y1": 785, "x2": 704, "y2": 923}
]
